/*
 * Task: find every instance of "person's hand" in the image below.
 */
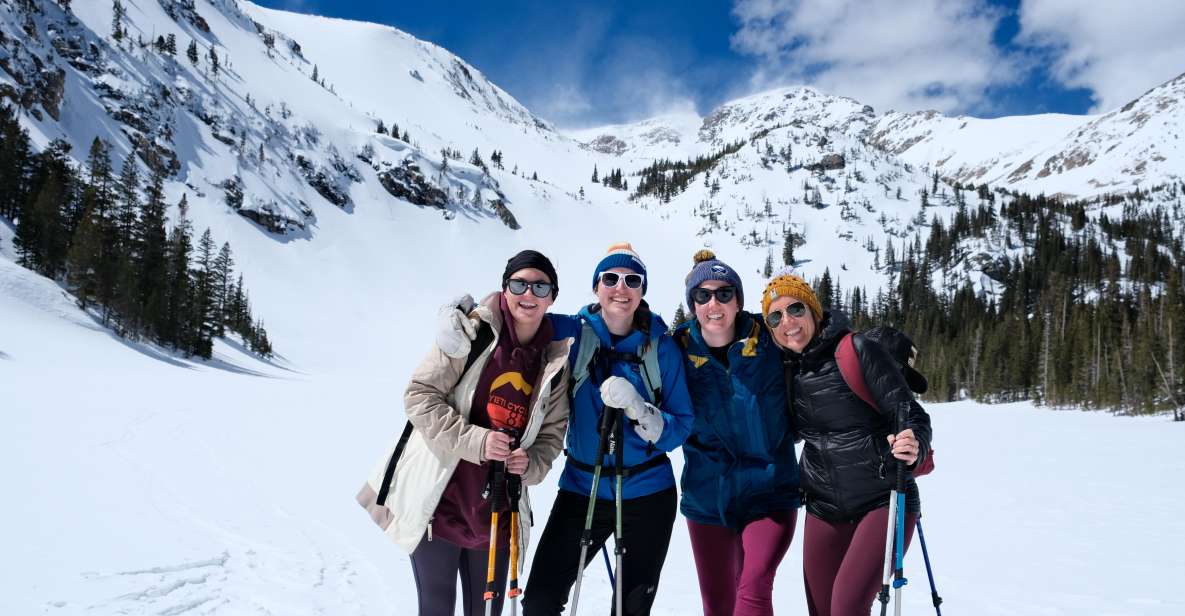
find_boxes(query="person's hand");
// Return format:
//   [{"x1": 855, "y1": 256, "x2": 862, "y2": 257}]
[
  {"x1": 484, "y1": 430, "x2": 513, "y2": 462},
  {"x1": 600, "y1": 376, "x2": 644, "y2": 411},
  {"x1": 887, "y1": 428, "x2": 919, "y2": 466},
  {"x1": 599, "y1": 377, "x2": 664, "y2": 443},
  {"x1": 436, "y1": 294, "x2": 477, "y2": 358},
  {"x1": 629, "y1": 404, "x2": 664, "y2": 443},
  {"x1": 505, "y1": 448, "x2": 529, "y2": 475}
]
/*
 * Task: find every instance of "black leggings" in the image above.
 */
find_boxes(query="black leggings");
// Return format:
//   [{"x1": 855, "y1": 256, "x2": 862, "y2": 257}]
[
  {"x1": 522, "y1": 487, "x2": 677, "y2": 616},
  {"x1": 410, "y1": 533, "x2": 509, "y2": 616}
]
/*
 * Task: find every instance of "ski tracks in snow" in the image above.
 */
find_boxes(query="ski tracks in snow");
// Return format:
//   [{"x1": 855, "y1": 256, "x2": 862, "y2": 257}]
[{"x1": 54, "y1": 533, "x2": 365, "y2": 615}]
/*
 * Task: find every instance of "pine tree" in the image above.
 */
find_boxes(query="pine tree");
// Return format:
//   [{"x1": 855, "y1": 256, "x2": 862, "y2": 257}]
[
  {"x1": 186, "y1": 39, "x2": 199, "y2": 64},
  {"x1": 817, "y1": 268, "x2": 834, "y2": 310},
  {"x1": 114, "y1": 152, "x2": 140, "y2": 254},
  {"x1": 111, "y1": 0, "x2": 125, "y2": 41},
  {"x1": 670, "y1": 304, "x2": 689, "y2": 331},
  {"x1": 312, "y1": 64, "x2": 319, "y2": 82},
  {"x1": 376, "y1": 119, "x2": 387, "y2": 135},
  {"x1": 137, "y1": 161, "x2": 169, "y2": 338},
  {"x1": 591, "y1": 165, "x2": 599, "y2": 183},
  {"x1": 163, "y1": 194, "x2": 193, "y2": 349},
  {"x1": 189, "y1": 229, "x2": 218, "y2": 358},
  {"x1": 15, "y1": 140, "x2": 74, "y2": 277},
  {"x1": 208, "y1": 47, "x2": 220, "y2": 75},
  {"x1": 0, "y1": 105, "x2": 33, "y2": 221},
  {"x1": 763, "y1": 253, "x2": 773, "y2": 277},
  {"x1": 213, "y1": 242, "x2": 234, "y2": 336},
  {"x1": 782, "y1": 227, "x2": 795, "y2": 266}
]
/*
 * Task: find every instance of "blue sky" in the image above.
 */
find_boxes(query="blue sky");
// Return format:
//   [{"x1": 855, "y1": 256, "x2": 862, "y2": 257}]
[{"x1": 254, "y1": 1, "x2": 1185, "y2": 128}]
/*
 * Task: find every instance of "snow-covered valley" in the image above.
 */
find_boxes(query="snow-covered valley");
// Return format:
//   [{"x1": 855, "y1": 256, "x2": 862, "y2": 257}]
[
  {"x1": 3, "y1": 1, "x2": 1185, "y2": 614},
  {"x1": 3, "y1": 254, "x2": 1183, "y2": 615}
]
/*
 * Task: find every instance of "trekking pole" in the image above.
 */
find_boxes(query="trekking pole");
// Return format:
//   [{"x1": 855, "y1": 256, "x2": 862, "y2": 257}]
[
  {"x1": 506, "y1": 432, "x2": 524, "y2": 616},
  {"x1": 916, "y1": 519, "x2": 943, "y2": 616},
  {"x1": 568, "y1": 403, "x2": 618, "y2": 616},
  {"x1": 483, "y1": 459, "x2": 508, "y2": 616},
  {"x1": 877, "y1": 465, "x2": 900, "y2": 616},
  {"x1": 878, "y1": 403, "x2": 911, "y2": 616},
  {"x1": 892, "y1": 403, "x2": 910, "y2": 616},
  {"x1": 613, "y1": 407, "x2": 626, "y2": 616}
]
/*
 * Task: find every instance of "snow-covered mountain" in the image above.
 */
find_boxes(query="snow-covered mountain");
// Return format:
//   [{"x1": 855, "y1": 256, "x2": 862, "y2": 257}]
[
  {"x1": 579, "y1": 77, "x2": 1185, "y2": 200},
  {"x1": 3, "y1": 0, "x2": 1181, "y2": 367},
  {"x1": 869, "y1": 72, "x2": 1185, "y2": 198}
]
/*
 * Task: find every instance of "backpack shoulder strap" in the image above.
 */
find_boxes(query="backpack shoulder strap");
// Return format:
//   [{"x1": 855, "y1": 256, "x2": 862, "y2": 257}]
[
  {"x1": 376, "y1": 320, "x2": 493, "y2": 507},
  {"x1": 639, "y1": 338, "x2": 662, "y2": 405},
  {"x1": 836, "y1": 332, "x2": 878, "y2": 412},
  {"x1": 570, "y1": 321, "x2": 663, "y2": 405},
  {"x1": 569, "y1": 321, "x2": 602, "y2": 397},
  {"x1": 463, "y1": 320, "x2": 495, "y2": 376}
]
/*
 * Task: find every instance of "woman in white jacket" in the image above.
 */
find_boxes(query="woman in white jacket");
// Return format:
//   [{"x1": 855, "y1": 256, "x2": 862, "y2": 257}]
[{"x1": 358, "y1": 250, "x2": 571, "y2": 616}]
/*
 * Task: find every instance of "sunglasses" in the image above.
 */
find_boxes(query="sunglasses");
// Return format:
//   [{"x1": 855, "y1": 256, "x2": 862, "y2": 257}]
[
  {"x1": 765, "y1": 302, "x2": 809, "y2": 328},
  {"x1": 691, "y1": 286, "x2": 736, "y2": 305},
  {"x1": 506, "y1": 278, "x2": 554, "y2": 298},
  {"x1": 599, "y1": 271, "x2": 644, "y2": 290}
]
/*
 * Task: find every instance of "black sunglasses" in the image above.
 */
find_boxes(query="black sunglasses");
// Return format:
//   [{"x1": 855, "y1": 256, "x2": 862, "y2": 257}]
[
  {"x1": 691, "y1": 286, "x2": 736, "y2": 305},
  {"x1": 765, "y1": 302, "x2": 809, "y2": 328},
  {"x1": 599, "y1": 271, "x2": 644, "y2": 289},
  {"x1": 506, "y1": 278, "x2": 554, "y2": 298}
]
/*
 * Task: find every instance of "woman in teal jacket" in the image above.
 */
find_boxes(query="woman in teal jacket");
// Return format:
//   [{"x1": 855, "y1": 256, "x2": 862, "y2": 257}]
[{"x1": 675, "y1": 250, "x2": 800, "y2": 616}]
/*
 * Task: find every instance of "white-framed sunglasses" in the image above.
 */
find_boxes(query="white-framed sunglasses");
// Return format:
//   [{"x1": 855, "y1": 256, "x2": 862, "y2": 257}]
[{"x1": 598, "y1": 271, "x2": 644, "y2": 289}]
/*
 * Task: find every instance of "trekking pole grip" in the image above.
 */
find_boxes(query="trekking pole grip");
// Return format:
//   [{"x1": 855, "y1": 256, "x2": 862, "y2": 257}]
[{"x1": 894, "y1": 402, "x2": 909, "y2": 490}]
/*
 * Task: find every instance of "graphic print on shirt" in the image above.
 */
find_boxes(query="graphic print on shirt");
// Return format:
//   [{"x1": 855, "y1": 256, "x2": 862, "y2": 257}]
[{"x1": 488, "y1": 371, "x2": 532, "y2": 431}]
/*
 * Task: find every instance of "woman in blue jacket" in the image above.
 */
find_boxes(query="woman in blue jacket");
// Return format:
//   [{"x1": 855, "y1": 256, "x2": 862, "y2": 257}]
[
  {"x1": 675, "y1": 251, "x2": 800, "y2": 616},
  {"x1": 526, "y1": 242, "x2": 694, "y2": 616}
]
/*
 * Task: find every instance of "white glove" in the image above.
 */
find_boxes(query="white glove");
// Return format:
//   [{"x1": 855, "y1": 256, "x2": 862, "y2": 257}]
[
  {"x1": 599, "y1": 376, "x2": 665, "y2": 443},
  {"x1": 435, "y1": 294, "x2": 477, "y2": 358}
]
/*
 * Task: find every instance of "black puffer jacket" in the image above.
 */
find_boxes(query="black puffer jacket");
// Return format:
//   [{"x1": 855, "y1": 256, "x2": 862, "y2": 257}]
[{"x1": 785, "y1": 310, "x2": 933, "y2": 523}]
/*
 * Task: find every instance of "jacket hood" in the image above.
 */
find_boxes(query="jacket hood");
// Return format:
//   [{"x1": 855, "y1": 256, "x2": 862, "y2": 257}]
[{"x1": 578, "y1": 301, "x2": 669, "y2": 347}]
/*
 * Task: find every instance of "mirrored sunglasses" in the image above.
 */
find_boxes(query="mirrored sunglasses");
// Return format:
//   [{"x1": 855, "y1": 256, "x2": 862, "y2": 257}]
[
  {"x1": 506, "y1": 278, "x2": 554, "y2": 298},
  {"x1": 765, "y1": 302, "x2": 809, "y2": 328}
]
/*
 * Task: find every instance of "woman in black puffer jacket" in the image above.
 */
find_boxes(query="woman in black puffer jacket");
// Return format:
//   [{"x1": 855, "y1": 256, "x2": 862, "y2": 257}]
[{"x1": 760, "y1": 272, "x2": 932, "y2": 616}]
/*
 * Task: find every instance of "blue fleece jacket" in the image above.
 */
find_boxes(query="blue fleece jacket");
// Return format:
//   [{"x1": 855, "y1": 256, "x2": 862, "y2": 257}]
[
  {"x1": 549, "y1": 305, "x2": 694, "y2": 500},
  {"x1": 675, "y1": 311, "x2": 801, "y2": 528}
]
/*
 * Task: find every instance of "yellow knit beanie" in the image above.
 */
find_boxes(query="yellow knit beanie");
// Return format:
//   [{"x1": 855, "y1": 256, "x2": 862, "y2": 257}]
[{"x1": 762, "y1": 273, "x2": 823, "y2": 322}]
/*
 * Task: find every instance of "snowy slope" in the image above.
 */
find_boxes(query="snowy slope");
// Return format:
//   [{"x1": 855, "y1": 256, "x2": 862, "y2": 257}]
[
  {"x1": 4, "y1": 256, "x2": 1184, "y2": 615},
  {"x1": 578, "y1": 77, "x2": 1185, "y2": 200},
  {"x1": 3, "y1": 1, "x2": 1185, "y2": 614},
  {"x1": 870, "y1": 72, "x2": 1185, "y2": 198}
]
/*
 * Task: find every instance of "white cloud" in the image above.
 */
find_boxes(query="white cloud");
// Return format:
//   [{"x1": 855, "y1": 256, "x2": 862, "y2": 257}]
[
  {"x1": 1017, "y1": 0, "x2": 1185, "y2": 112},
  {"x1": 507, "y1": 19, "x2": 698, "y2": 128},
  {"x1": 730, "y1": 0, "x2": 1016, "y2": 114}
]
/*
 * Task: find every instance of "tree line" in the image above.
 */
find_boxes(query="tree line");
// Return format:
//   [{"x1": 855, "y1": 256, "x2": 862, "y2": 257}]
[
  {"x1": 1, "y1": 105, "x2": 272, "y2": 359},
  {"x1": 826, "y1": 186, "x2": 1185, "y2": 418}
]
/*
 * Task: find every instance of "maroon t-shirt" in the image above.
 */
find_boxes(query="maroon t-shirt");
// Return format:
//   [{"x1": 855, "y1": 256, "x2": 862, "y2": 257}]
[{"x1": 431, "y1": 297, "x2": 553, "y2": 549}]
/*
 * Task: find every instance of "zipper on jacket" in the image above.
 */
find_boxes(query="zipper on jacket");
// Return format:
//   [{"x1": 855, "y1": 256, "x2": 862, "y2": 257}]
[{"x1": 427, "y1": 516, "x2": 434, "y2": 542}]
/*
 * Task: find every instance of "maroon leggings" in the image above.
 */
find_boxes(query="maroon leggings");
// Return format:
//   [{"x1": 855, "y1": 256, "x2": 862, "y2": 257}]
[
  {"x1": 686, "y1": 510, "x2": 797, "y2": 616},
  {"x1": 802, "y1": 508, "x2": 917, "y2": 616}
]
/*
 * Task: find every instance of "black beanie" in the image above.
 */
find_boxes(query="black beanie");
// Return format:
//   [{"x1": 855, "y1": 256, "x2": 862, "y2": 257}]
[{"x1": 502, "y1": 250, "x2": 559, "y2": 298}]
